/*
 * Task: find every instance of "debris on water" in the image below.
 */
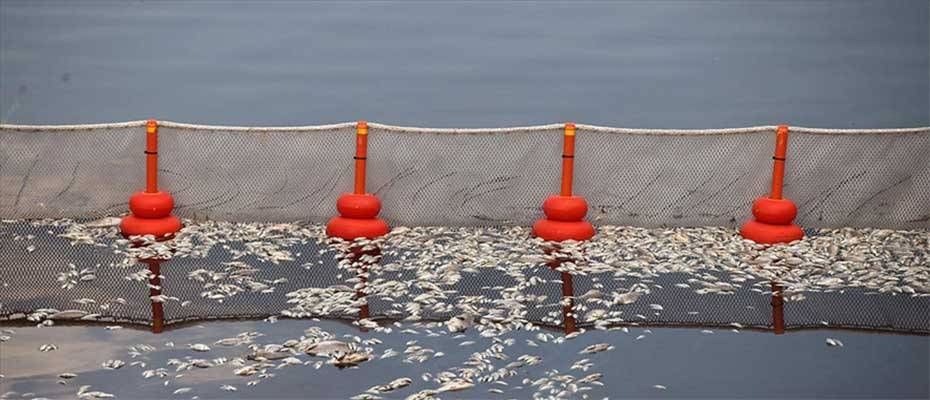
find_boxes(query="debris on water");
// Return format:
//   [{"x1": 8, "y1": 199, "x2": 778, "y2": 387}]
[
  {"x1": 437, "y1": 378, "x2": 474, "y2": 392},
  {"x1": 445, "y1": 314, "x2": 474, "y2": 333},
  {"x1": 188, "y1": 343, "x2": 211, "y2": 352},
  {"x1": 38, "y1": 344, "x2": 58, "y2": 352},
  {"x1": 580, "y1": 343, "x2": 614, "y2": 354},
  {"x1": 172, "y1": 387, "x2": 192, "y2": 395},
  {"x1": 366, "y1": 377, "x2": 413, "y2": 394}
]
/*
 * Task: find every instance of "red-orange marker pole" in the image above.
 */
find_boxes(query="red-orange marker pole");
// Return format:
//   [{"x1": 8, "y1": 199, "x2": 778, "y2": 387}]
[
  {"x1": 555, "y1": 123, "x2": 578, "y2": 334},
  {"x1": 354, "y1": 121, "x2": 371, "y2": 326},
  {"x1": 354, "y1": 121, "x2": 368, "y2": 195},
  {"x1": 561, "y1": 123, "x2": 576, "y2": 196},
  {"x1": 770, "y1": 125, "x2": 788, "y2": 200},
  {"x1": 145, "y1": 120, "x2": 159, "y2": 193}
]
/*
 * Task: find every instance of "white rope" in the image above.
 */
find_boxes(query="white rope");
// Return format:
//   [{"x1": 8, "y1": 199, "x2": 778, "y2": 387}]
[
  {"x1": 0, "y1": 120, "x2": 148, "y2": 131},
  {"x1": 158, "y1": 120, "x2": 357, "y2": 132},
  {"x1": 789, "y1": 126, "x2": 930, "y2": 135},
  {"x1": 575, "y1": 124, "x2": 779, "y2": 136},
  {"x1": 367, "y1": 122, "x2": 564, "y2": 134},
  {"x1": 2, "y1": 120, "x2": 928, "y2": 136}
]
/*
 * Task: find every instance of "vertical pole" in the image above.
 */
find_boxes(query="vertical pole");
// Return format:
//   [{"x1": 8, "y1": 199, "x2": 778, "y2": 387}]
[
  {"x1": 770, "y1": 125, "x2": 789, "y2": 200},
  {"x1": 145, "y1": 120, "x2": 159, "y2": 194},
  {"x1": 561, "y1": 123, "x2": 576, "y2": 197},
  {"x1": 146, "y1": 259, "x2": 164, "y2": 334},
  {"x1": 354, "y1": 121, "x2": 368, "y2": 195},
  {"x1": 771, "y1": 282, "x2": 785, "y2": 335},
  {"x1": 353, "y1": 121, "x2": 371, "y2": 331}
]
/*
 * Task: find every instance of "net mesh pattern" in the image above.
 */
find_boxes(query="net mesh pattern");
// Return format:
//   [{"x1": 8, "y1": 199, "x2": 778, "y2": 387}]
[
  {"x1": 1, "y1": 221, "x2": 927, "y2": 334},
  {"x1": 0, "y1": 123, "x2": 144, "y2": 220},
  {"x1": 1, "y1": 121, "x2": 928, "y2": 228}
]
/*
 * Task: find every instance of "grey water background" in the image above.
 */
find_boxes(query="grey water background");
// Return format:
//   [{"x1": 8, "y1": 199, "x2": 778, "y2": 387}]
[
  {"x1": 1, "y1": 1, "x2": 929, "y2": 399},
  {"x1": 2, "y1": 320, "x2": 928, "y2": 399},
  {"x1": 0, "y1": 0, "x2": 928, "y2": 128}
]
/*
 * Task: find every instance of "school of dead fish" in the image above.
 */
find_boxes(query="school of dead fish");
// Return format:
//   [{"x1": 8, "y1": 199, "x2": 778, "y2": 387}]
[{"x1": 0, "y1": 218, "x2": 929, "y2": 398}]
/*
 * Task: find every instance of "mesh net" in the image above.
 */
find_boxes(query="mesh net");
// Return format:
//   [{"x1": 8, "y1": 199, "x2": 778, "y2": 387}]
[
  {"x1": 1, "y1": 121, "x2": 928, "y2": 334},
  {"x1": 1, "y1": 121, "x2": 928, "y2": 228},
  {"x1": 0, "y1": 220, "x2": 927, "y2": 334}
]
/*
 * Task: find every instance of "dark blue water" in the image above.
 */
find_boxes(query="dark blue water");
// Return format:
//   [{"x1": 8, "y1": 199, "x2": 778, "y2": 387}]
[{"x1": 1, "y1": 0, "x2": 927, "y2": 128}]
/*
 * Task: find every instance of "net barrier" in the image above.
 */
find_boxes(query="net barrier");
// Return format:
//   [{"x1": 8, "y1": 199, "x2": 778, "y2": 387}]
[
  {"x1": 1, "y1": 121, "x2": 928, "y2": 334},
  {"x1": 1, "y1": 121, "x2": 928, "y2": 228},
  {"x1": 0, "y1": 219, "x2": 927, "y2": 334}
]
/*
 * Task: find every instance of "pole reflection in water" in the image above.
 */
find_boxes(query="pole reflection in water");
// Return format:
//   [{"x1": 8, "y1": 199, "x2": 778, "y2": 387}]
[
  {"x1": 545, "y1": 248, "x2": 577, "y2": 334},
  {"x1": 143, "y1": 258, "x2": 165, "y2": 334},
  {"x1": 772, "y1": 282, "x2": 785, "y2": 335},
  {"x1": 349, "y1": 246, "x2": 381, "y2": 332}
]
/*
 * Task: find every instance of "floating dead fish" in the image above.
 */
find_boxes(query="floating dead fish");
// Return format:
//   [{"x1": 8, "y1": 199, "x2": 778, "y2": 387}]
[
  {"x1": 84, "y1": 217, "x2": 122, "y2": 228},
  {"x1": 304, "y1": 340, "x2": 351, "y2": 357},
  {"x1": 50, "y1": 310, "x2": 88, "y2": 320},
  {"x1": 367, "y1": 377, "x2": 413, "y2": 394},
  {"x1": 825, "y1": 338, "x2": 844, "y2": 347},
  {"x1": 445, "y1": 314, "x2": 474, "y2": 333},
  {"x1": 188, "y1": 343, "x2": 211, "y2": 352},
  {"x1": 58, "y1": 372, "x2": 77, "y2": 379},
  {"x1": 38, "y1": 344, "x2": 58, "y2": 352},
  {"x1": 579, "y1": 343, "x2": 614, "y2": 354},
  {"x1": 437, "y1": 378, "x2": 474, "y2": 392},
  {"x1": 101, "y1": 360, "x2": 124, "y2": 370},
  {"x1": 220, "y1": 385, "x2": 237, "y2": 392}
]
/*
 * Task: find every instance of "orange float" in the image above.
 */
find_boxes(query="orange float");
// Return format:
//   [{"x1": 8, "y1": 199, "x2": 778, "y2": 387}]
[
  {"x1": 326, "y1": 121, "x2": 390, "y2": 240},
  {"x1": 740, "y1": 125, "x2": 804, "y2": 244},
  {"x1": 532, "y1": 123, "x2": 595, "y2": 242},
  {"x1": 120, "y1": 120, "x2": 182, "y2": 239}
]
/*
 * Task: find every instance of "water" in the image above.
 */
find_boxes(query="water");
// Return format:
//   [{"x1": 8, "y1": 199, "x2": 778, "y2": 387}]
[
  {"x1": 2, "y1": 2, "x2": 929, "y2": 398},
  {"x1": 1, "y1": 1, "x2": 927, "y2": 128},
  {"x1": 2, "y1": 320, "x2": 928, "y2": 399},
  {"x1": 1, "y1": 219, "x2": 929, "y2": 398}
]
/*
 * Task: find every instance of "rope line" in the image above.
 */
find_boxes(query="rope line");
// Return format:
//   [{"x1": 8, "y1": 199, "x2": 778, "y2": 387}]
[{"x1": 1, "y1": 120, "x2": 928, "y2": 136}]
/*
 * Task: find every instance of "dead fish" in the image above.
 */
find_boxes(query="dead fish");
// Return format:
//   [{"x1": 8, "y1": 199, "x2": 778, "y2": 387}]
[
  {"x1": 101, "y1": 360, "x2": 124, "y2": 369},
  {"x1": 39, "y1": 344, "x2": 58, "y2": 352},
  {"x1": 329, "y1": 352, "x2": 371, "y2": 368},
  {"x1": 220, "y1": 385, "x2": 237, "y2": 392},
  {"x1": 304, "y1": 340, "x2": 351, "y2": 357},
  {"x1": 579, "y1": 343, "x2": 614, "y2": 354},
  {"x1": 84, "y1": 217, "x2": 122, "y2": 228},
  {"x1": 825, "y1": 338, "x2": 844, "y2": 347},
  {"x1": 50, "y1": 310, "x2": 88, "y2": 320},
  {"x1": 437, "y1": 378, "x2": 474, "y2": 392},
  {"x1": 188, "y1": 343, "x2": 211, "y2": 352},
  {"x1": 58, "y1": 372, "x2": 77, "y2": 379},
  {"x1": 368, "y1": 377, "x2": 413, "y2": 393},
  {"x1": 445, "y1": 314, "x2": 474, "y2": 333}
]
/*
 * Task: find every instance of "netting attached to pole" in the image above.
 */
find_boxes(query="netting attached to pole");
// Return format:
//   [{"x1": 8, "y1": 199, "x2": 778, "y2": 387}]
[{"x1": 1, "y1": 121, "x2": 928, "y2": 228}]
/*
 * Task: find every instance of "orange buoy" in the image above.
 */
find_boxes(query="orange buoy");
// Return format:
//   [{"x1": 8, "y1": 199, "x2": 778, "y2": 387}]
[
  {"x1": 120, "y1": 119, "x2": 182, "y2": 240},
  {"x1": 740, "y1": 125, "x2": 803, "y2": 244},
  {"x1": 326, "y1": 121, "x2": 390, "y2": 240},
  {"x1": 532, "y1": 123, "x2": 595, "y2": 242}
]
